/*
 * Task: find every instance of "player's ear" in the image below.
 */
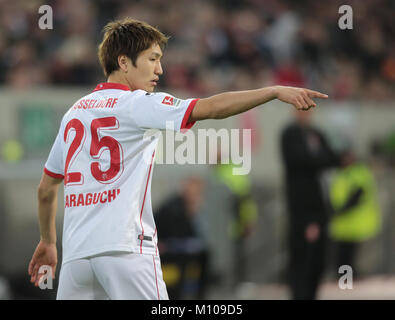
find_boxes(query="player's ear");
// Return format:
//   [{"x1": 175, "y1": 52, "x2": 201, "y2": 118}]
[{"x1": 118, "y1": 55, "x2": 129, "y2": 73}]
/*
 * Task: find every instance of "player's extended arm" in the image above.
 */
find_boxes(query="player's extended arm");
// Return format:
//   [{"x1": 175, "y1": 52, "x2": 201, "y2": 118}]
[
  {"x1": 28, "y1": 173, "x2": 62, "y2": 286},
  {"x1": 190, "y1": 85, "x2": 328, "y2": 121}
]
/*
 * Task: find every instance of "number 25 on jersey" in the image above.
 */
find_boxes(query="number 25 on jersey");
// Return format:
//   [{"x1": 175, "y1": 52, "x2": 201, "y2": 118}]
[{"x1": 64, "y1": 116, "x2": 124, "y2": 186}]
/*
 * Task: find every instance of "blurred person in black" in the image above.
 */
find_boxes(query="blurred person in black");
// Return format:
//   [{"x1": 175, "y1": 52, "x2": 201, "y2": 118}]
[
  {"x1": 154, "y1": 177, "x2": 210, "y2": 299},
  {"x1": 280, "y1": 109, "x2": 340, "y2": 300}
]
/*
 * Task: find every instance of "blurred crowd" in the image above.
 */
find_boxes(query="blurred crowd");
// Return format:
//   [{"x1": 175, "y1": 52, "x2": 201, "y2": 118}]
[{"x1": 0, "y1": 0, "x2": 394, "y2": 100}]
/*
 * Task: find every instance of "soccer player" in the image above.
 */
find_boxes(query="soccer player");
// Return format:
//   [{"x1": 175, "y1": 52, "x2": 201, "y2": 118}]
[{"x1": 28, "y1": 18, "x2": 328, "y2": 299}]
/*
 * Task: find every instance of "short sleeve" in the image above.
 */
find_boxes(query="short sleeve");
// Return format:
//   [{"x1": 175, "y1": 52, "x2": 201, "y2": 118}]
[
  {"x1": 131, "y1": 91, "x2": 199, "y2": 132},
  {"x1": 44, "y1": 129, "x2": 64, "y2": 179}
]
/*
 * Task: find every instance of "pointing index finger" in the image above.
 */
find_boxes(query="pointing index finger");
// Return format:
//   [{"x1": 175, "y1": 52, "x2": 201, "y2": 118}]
[{"x1": 307, "y1": 90, "x2": 329, "y2": 99}]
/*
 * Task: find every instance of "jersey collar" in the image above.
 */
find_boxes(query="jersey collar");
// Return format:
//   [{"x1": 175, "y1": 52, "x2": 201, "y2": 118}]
[{"x1": 93, "y1": 82, "x2": 131, "y2": 92}]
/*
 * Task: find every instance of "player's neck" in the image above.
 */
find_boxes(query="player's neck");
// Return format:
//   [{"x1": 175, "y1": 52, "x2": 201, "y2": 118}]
[{"x1": 107, "y1": 72, "x2": 132, "y2": 90}]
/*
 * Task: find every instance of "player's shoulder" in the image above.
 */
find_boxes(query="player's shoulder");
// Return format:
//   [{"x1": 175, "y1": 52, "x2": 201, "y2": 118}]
[
  {"x1": 126, "y1": 90, "x2": 173, "y2": 104},
  {"x1": 130, "y1": 90, "x2": 166, "y2": 98},
  {"x1": 116, "y1": 89, "x2": 157, "y2": 102},
  {"x1": 62, "y1": 92, "x2": 94, "y2": 117}
]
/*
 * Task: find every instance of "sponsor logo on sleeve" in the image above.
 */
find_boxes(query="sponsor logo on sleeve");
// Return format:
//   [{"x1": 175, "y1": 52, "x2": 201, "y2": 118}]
[
  {"x1": 161, "y1": 96, "x2": 181, "y2": 107},
  {"x1": 162, "y1": 96, "x2": 174, "y2": 105}
]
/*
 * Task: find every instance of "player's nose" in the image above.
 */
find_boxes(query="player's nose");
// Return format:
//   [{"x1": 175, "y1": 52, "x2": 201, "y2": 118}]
[{"x1": 155, "y1": 61, "x2": 163, "y2": 76}]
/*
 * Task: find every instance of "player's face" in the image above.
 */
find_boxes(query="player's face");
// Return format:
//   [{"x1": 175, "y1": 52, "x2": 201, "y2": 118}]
[{"x1": 127, "y1": 43, "x2": 163, "y2": 92}]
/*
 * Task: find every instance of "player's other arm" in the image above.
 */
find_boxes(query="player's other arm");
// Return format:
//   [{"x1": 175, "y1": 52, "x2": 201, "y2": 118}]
[
  {"x1": 28, "y1": 173, "x2": 62, "y2": 286},
  {"x1": 190, "y1": 85, "x2": 328, "y2": 121},
  {"x1": 37, "y1": 173, "x2": 62, "y2": 244}
]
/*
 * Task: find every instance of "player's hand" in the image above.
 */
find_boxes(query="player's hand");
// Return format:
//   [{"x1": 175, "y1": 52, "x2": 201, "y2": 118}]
[
  {"x1": 274, "y1": 86, "x2": 328, "y2": 110},
  {"x1": 28, "y1": 240, "x2": 57, "y2": 287}
]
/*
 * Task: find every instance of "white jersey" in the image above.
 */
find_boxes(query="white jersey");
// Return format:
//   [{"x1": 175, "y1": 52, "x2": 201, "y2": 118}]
[{"x1": 44, "y1": 82, "x2": 198, "y2": 264}]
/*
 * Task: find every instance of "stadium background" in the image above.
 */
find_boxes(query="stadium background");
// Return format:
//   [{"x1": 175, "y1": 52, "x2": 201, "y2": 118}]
[{"x1": 0, "y1": 0, "x2": 395, "y2": 299}]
